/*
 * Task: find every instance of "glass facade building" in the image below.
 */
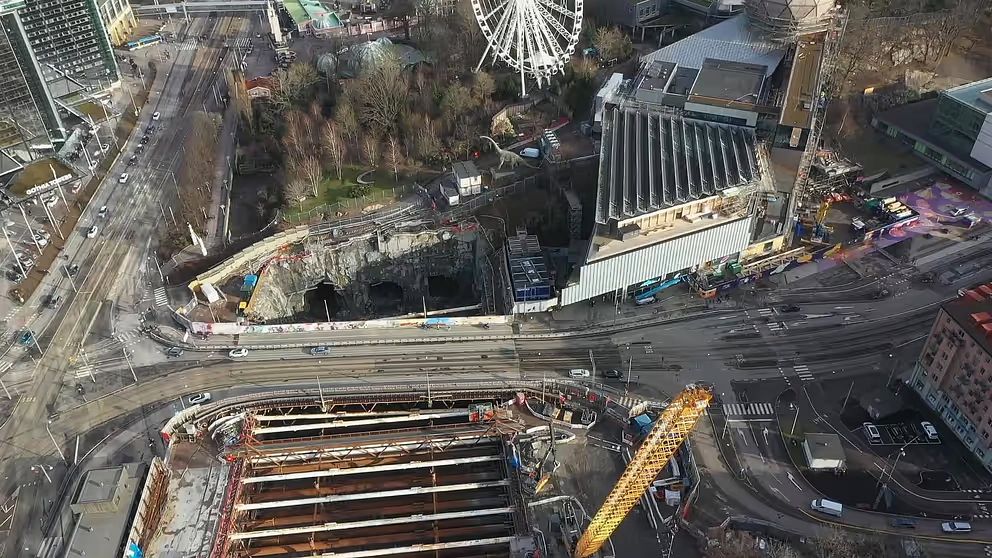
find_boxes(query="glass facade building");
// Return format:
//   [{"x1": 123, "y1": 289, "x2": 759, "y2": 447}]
[{"x1": 0, "y1": 0, "x2": 64, "y2": 152}]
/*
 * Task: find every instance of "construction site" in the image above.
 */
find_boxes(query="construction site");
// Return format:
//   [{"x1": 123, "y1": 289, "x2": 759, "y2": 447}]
[{"x1": 133, "y1": 382, "x2": 711, "y2": 558}]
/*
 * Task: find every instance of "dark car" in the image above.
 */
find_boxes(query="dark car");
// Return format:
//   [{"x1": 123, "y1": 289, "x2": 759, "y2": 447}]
[
  {"x1": 44, "y1": 295, "x2": 62, "y2": 308},
  {"x1": 18, "y1": 330, "x2": 34, "y2": 346},
  {"x1": 165, "y1": 347, "x2": 184, "y2": 358},
  {"x1": 127, "y1": 155, "x2": 138, "y2": 167},
  {"x1": 780, "y1": 304, "x2": 801, "y2": 313},
  {"x1": 310, "y1": 346, "x2": 330, "y2": 356},
  {"x1": 66, "y1": 264, "x2": 79, "y2": 276},
  {"x1": 889, "y1": 517, "x2": 917, "y2": 529},
  {"x1": 603, "y1": 369, "x2": 622, "y2": 379},
  {"x1": 140, "y1": 135, "x2": 149, "y2": 144}
]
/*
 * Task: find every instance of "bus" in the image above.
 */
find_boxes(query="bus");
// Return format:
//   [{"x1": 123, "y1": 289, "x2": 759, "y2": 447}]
[{"x1": 126, "y1": 35, "x2": 162, "y2": 51}]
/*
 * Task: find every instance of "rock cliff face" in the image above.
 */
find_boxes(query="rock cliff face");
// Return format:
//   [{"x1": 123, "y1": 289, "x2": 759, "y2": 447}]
[{"x1": 249, "y1": 228, "x2": 480, "y2": 321}]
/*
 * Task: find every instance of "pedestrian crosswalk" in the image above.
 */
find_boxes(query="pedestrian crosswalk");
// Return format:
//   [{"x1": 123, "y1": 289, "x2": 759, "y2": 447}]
[
  {"x1": 794, "y1": 365, "x2": 814, "y2": 382},
  {"x1": 756, "y1": 307, "x2": 777, "y2": 318},
  {"x1": 235, "y1": 37, "x2": 251, "y2": 50},
  {"x1": 74, "y1": 364, "x2": 94, "y2": 379},
  {"x1": 767, "y1": 321, "x2": 788, "y2": 332},
  {"x1": 722, "y1": 402, "x2": 775, "y2": 417},
  {"x1": 613, "y1": 395, "x2": 639, "y2": 409},
  {"x1": 178, "y1": 38, "x2": 198, "y2": 51},
  {"x1": 154, "y1": 286, "x2": 169, "y2": 306}
]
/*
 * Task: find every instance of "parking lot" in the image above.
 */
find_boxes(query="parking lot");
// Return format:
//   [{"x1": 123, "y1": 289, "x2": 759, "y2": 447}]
[{"x1": 861, "y1": 421, "x2": 942, "y2": 446}]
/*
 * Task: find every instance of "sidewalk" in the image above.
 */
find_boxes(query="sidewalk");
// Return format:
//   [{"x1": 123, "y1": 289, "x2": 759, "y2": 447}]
[{"x1": 204, "y1": 99, "x2": 237, "y2": 248}]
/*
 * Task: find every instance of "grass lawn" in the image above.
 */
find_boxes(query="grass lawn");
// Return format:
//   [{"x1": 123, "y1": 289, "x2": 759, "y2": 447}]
[
  {"x1": 9, "y1": 158, "x2": 74, "y2": 196},
  {"x1": 283, "y1": 165, "x2": 404, "y2": 219}
]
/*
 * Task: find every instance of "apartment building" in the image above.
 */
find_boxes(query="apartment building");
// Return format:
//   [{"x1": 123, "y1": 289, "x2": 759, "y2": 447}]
[
  {"x1": 910, "y1": 284, "x2": 992, "y2": 471},
  {"x1": 16, "y1": 0, "x2": 119, "y2": 91},
  {"x1": 0, "y1": 0, "x2": 65, "y2": 157},
  {"x1": 97, "y1": 0, "x2": 136, "y2": 47}
]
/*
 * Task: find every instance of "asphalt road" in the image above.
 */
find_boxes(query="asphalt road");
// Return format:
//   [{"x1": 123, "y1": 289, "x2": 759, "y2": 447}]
[{"x1": 0, "y1": 13, "x2": 257, "y2": 556}]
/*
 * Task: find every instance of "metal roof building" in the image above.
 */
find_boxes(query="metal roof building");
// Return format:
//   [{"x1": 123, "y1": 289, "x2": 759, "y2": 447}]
[
  {"x1": 641, "y1": 15, "x2": 786, "y2": 77},
  {"x1": 506, "y1": 230, "x2": 553, "y2": 313}
]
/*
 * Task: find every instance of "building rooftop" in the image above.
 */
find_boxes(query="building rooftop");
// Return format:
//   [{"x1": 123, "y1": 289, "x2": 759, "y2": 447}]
[
  {"x1": 780, "y1": 32, "x2": 824, "y2": 128},
  {"x1": 595, "y1": 105, "x2": 761, "y2": 223},
  {"x1": 641, "y1": 15, "x2": 785, "y2": 75},
  {"x1": 803, "y1": 433, "x2": 845, "y2": 462},
  {"x1": 876, "y1": 99, "x2": 992, "y2": 173},
  {"x1": 65, "y1": 463, "x2": 144, "y2": 558},
  {"x1": 943, "y1": 286, "x2": 992, "y2": 358},
  {"x1": 452, "y1": 161, "x2": 480, "y2": 179},
  {"x1": 76, "y1": 466, "x2": 123, "y2": 504},
  {"x1": 690, "y1": 58, "x2": 767, "y2": 103},
  {"x1": 944, "y1": 77, "x2": 992, "y2": 113},
  {"x1": 507, "y1": 230, "x2": 551, "y2": 302}
]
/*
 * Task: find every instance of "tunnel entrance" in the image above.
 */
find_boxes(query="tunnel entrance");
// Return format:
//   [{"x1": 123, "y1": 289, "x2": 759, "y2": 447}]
[
  {"x1": 369, "y1": 281, "x2": 404, "y2": 313},
  {"x1": 304, "y1": 281, "x2": 346, "y2": 320},
  {"x1": 427, "y1": 275, "x2": 461, "y2": 299}
]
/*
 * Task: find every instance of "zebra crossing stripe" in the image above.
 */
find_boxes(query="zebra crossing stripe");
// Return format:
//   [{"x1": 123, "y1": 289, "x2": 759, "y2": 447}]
[
  {"x1": 794, "y1": 365, "x2": 809, "y2": 371},
  {"x1": 74, "y1": 365, "x2": 94, "y2": 379},
  {"x1": 179, "y1": 38, "x2": 197, "y2": 51},
  {"x1": 154, "y1": 287, "x2": 169, "y2": 306},
  {"x1": 723, "y1": 402, "x2": 775, "y2": 416}
]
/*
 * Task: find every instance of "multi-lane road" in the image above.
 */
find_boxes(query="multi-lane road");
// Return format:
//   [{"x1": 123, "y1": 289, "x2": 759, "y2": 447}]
[{"x1": 0, "y1": 13, "x2": 257, "y2": 556}]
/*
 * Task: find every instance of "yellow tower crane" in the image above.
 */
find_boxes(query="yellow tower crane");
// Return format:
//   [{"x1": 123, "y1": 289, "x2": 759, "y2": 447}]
[{"x1": 573, "y1": 387, "x2": 712, "y2": 558}]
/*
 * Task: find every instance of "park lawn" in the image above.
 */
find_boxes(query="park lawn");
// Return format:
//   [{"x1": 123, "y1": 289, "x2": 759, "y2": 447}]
[{"x1": 284, "y1": 166, "x2": 403, "y2": 219}]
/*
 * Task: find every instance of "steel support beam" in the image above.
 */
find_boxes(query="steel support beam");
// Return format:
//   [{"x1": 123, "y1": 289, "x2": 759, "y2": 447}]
[
  {"x1": 229, "y1": 507, "x2": 514, "y2": 540},
  {"x1": 310, "y1": 537, "x2": 516, "y2": 558},
  {"x1": 235, "y1": 480, "x2": 510, "y2": 511},
  {"x1": 251, "y1": 411, "x2": 469, "y2": 435},
  {"x1": 242, "y1": 455, "x2": 500, "y2": 484}
]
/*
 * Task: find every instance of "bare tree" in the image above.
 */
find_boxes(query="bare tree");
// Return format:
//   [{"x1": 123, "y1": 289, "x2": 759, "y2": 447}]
[
  {"x1": 362, "y1": 133, "x2": 380, "y2": 168},
  {"x1": 385, "y1": 135, "x2": 403, "y2": 181},
  {"x1": 297, "y1": 155, "x2": 323, "y2": 197},
  {"x1": 593, "y1": 26, "x2": 632, "y2": 62},
  {"x1": 321, "y1": 122, "x2": 346, "y2": 182},
  {"x1": 412, "y1": 115, "x2": 441, "y2": 163},
  {"x1": 354, "y1": 57, "x2": 409, "y2": 134},
  {"x1": 269, "y1": 62, "x2": 320, "y2": 113},
  {"x1": 334, "y1": 92, "x2": 361, "y2": 142},
  {"x1": 283, "y1": 173, "x2": 310, "y2": 211}
]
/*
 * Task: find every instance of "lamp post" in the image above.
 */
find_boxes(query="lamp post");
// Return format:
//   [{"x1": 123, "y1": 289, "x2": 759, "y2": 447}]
[{"x1": 46, "y1": 421, "x2": 67, "y2": 463}]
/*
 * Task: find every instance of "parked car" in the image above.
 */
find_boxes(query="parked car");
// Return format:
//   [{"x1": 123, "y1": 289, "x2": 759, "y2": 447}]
[
  {"x1": 228, "y1": 348, "x2": 249, "y2": 358},
  {"x1": 568, "y1": 368, "x2": 591, "y2": 378},
  {"x1": 165, "y1": 346, "x2": 184, "y2": 357},
  {"x1": 948, "y1": 207, "x2": 971, "y2": 217},
  {"x1": 33, "y1": 233, "x2": 48, "y2": 247},
  {"x1": 152, "y1": 111, "x2": 161, "y2": 120},
  {"x1": 310, "y1": 346, "x2": 330, "y2": 356},
  {"x1": 44, "y1": 295, "x2": 62, "y2": 308},
  {"x1": 188, "y1": 392, "x2": 211, "y2": 404},
  {"x1": 119, "y1": 173, "x2": 129, "y2": 184},
  {"x1": 921, "y1": 421, "x2": 939, "y2": 441}
]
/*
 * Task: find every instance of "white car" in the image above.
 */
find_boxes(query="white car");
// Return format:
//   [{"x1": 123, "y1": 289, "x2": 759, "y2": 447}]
[
  {"x1": 32, "y1": 234, "x2": 48, "y2": 247},
  {"x1": 86, "y1": 225, "x2": 98, "y2": 238},
  {"x1": 119, "y1": 173, "x2": 129, "y2": 184},
  {"x1": 921, "y1": 421, "x2": 939, "y2": 440},
  {"x1": 188, "y1": 392, "x2": 211, "y2": 404},
  {"x1": 152, "y1": 111, "x2": 161, "y2": 120},
  {"x1": 43, "y1": 196, "x2": 57, "y2": 207},
  {"x1": 228, "y1": 348, "x2": 248, "y2": 358},
  {"x1": 568, "y1": 368, "x2": 591, "y2": 378},
  {"x1": 948, "y1": 206, "x2": 970, "y2": 217}
]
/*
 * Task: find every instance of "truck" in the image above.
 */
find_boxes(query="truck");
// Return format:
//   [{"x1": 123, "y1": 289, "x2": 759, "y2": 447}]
[{"x1": 810, "y1": 499, "x2": 843, "y2": 517}]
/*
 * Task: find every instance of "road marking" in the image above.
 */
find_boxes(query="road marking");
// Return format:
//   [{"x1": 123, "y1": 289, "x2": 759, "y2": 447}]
[
  {"x1": 723, "y1": 402, "x2": 775, "y2": 416},
  {"x1": 178, "y1": 38, "x2": 198, "y2": 51},
  {"x1": 153, "y1": 287, "x2": 168, "y2": 306}
]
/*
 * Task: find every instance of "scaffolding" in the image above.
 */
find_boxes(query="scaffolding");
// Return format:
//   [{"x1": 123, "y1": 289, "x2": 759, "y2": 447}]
[{"x1": 573, "y1": 388, "x2": 712, "y2": 558}]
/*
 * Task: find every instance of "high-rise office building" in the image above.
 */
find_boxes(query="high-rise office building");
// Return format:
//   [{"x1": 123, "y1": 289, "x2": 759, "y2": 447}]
[
  {"x1": 0, "y1": 0, "x2": 65, "y2": 154},
  {"x1": 97, "y1": 0, "x2": 136, "y2": 47},
  {"x1": 16, "y1": 0, "x2": 120, "y2": 91}
]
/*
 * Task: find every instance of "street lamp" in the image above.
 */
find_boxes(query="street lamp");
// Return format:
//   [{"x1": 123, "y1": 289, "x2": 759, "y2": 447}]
[
  {"x1": 875, "y1": 435, "x2": 919, "y2": 508},
  {"x1": 32, "y1": 464, "x2": 53, "y2": 484}
]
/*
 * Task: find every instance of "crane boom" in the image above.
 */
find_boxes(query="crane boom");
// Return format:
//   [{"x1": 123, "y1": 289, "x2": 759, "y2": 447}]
[{"x1": 573, "y1": 387, "x2": 712, "y2": 558}]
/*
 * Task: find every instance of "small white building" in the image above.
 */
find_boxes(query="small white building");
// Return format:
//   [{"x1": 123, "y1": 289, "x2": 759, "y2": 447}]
[
  {"x1": 802, "y1": 433, "x2": 846, "y2": 470},
  {"x1": 451, "y1": 161, "x2": 482, "y2": 196}
]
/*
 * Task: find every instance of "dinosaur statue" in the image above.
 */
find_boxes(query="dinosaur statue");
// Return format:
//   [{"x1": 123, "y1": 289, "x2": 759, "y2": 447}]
[{"x1": 479, "y1": 135, "x2": 539, "y2": 170}]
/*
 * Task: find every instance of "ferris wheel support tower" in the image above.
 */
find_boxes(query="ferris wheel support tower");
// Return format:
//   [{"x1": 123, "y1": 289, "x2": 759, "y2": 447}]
[{"x1": 471, "y1": 0, "x2": 583, "y2": 97}]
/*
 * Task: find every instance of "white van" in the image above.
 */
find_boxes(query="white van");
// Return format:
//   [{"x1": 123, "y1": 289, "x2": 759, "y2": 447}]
[
  {"x1": 568, "y1": 368, "x2": 591, "y2": 378},
  {"x1": 635, "y1": 296, "x2": 656, "y2": 306},
  {"x1": 519, "y1": 147, "x2": 541, "y2": 159},
  {"x1": 810, "y1": 499, "x2": 843, "y2": 517}
]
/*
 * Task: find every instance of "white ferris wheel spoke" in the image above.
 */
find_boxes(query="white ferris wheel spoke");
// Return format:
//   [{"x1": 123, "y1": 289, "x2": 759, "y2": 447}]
[{"x1": 473, "y1": 0, "x2": 583, "y2": 96}]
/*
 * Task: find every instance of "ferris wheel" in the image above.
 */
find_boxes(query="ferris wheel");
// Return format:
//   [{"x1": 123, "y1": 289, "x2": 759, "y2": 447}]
[{"x1": 471, "y1": 0, "x2": 583, "y2": 96}]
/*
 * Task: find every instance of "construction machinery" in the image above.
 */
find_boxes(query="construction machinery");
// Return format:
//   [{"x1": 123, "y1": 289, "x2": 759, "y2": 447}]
[{"x1": 573, "y1": 387, "x2": 712, "y2": 558}]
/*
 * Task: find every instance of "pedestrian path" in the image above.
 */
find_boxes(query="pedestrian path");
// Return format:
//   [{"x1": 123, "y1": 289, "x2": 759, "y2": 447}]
[
  {"x1": 153, "y1": 287, "x2": 169, "y2": 306},
  {"x1": 722, "y1": 402, "x2": 775, "y2": 417},
  {"x1": 178, "y1": 38, "x2": 197, "y2": 51},
  {"x1": 794, "y1": 365, "x2": 814, "y2": 382}
]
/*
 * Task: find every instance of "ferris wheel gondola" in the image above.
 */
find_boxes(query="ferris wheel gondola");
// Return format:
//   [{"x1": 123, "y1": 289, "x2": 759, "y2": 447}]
[{"x1": 471, "y1": 0, "x2": 583, "y2": 96}]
